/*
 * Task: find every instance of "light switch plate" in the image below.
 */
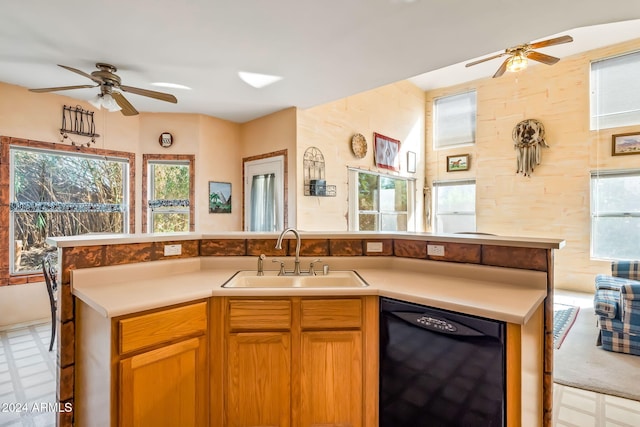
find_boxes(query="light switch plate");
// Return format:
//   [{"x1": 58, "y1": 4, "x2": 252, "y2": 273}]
[
  {"x1": 366, "y1": 242, "x2": 383, "y2": 253},
  {"x1": 164, "y1": 244, "x2": 182, "y2": 256},
  {"x1": 427, "y1": 244, "x2": 445, "y2": 256}
]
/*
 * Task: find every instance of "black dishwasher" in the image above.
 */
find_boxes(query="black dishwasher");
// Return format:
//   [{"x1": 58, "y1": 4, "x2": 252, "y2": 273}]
[{"x1": 379, "y1": 297, "x2": 505, "y2": 427}]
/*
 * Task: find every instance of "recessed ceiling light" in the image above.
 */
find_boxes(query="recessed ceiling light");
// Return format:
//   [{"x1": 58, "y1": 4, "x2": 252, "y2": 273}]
[
  {"x1": 238, "y1": 71, "x2": 283, "y2": 89},
  {"x1": 150, "y1": 82, "x2": 192, "y2": 90}
]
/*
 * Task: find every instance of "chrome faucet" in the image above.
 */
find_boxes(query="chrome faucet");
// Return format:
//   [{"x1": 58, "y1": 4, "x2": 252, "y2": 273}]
[{"x1": 275, "y1": 228, "x2": 301, "y2": 275}]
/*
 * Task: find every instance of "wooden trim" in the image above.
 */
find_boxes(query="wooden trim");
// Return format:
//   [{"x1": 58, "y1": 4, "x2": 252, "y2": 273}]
[
  {"x1": 0, "y1": 135, "x2": 136, "y2": 287},
  {"x1": 241, "y1": 149, "x2": 288, "y2": 231},
  {"x1": 506, "y1": 323, "x2": 522, "y2": 427},
  {"x1": 141, "y1": 154, "x2": 196, "y2": 233}
]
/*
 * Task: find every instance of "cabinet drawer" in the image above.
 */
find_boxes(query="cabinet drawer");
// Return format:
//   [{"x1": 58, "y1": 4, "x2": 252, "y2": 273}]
[
  {"x1": 228, "y1": 299, "x2": 292, "y2": 331},
  {"x1": 118, "y1": 301, "x2": 207, "y2": 354},
  {"x1": 301, "y1": 298, "x2": 362, "y2": 329}
]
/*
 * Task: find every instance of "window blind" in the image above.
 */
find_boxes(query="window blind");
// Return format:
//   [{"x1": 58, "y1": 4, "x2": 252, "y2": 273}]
[
  {"x1": 434, "y1": 90, "x2": 476, "y2": 149},
  {"x1": 591, "y1": 50, "x2": 640, "y2": 130}
]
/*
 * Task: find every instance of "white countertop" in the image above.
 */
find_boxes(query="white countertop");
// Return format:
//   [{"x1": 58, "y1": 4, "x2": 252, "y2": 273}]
[
  {"x1": 71, "y1": 256, "x2": 548, "y2": 324},
  {"x1": 48, "y1": 231, "x2": 565, "y2": 249}
]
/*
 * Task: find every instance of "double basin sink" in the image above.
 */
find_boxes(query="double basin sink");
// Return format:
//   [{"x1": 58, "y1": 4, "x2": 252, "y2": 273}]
[{"x1": 222, "y1": 270, "x2": 369, "y2": 288}]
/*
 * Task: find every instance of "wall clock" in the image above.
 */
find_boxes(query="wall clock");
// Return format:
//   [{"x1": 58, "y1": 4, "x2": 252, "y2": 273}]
[{"x1": 159, "y1": 132, "x2": 173, "y2": 148}]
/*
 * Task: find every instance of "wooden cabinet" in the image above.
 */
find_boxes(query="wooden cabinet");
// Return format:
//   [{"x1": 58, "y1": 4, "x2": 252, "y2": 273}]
[
  {"x1": 75, "y1": 299, "x2": 209, "y2": 427},
  {"x1": 300, "y1": 330, "x2": 362, "y2": 427},
  {"x1": 211, "y1": 296, "x2": 378, "y2": 427}
]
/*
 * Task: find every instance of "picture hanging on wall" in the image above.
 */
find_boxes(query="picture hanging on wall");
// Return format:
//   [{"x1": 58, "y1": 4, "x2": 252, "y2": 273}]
[
  {"x1": 612, "y1": 132, "x2": 640, "y2": 156},
  {"x1": 373, "y1": 132, "x2": 400, "y2": 171},
  {"x1": 407, "y1": 151, "x2": 417, "y2": 173},
  {"x1": 446, "y1": 154, "x2": 470, "y2": 172},
  {"x1": 209, "y1": 181, "x2": 232, "y2": 213}
]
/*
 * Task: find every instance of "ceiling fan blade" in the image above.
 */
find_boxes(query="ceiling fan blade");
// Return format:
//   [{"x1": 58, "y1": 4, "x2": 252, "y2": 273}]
[
  {"x1": 466, "y1": 53, "x2": 506, "y2": 68},
  {"x1": 120, "y1": 85, "x2": 178, "y2": 103},
  {"x1": 529, "y1": 35, "x2": 573, "y2": 50},
  {"x1": 111, "y1": 92, "x2": 139, "y2": 116},
  {"x1": 58, "y1": 64, "x2": 103, "y2": 84},
  {"x1": 527, "y1": 51, "x2": 560, "y2": 65},
  {"x1": 493, "y1": 58, "x2": 510, "y2": 78},
  {"x1": 29, "y1": 84, "x2": 96, "y2": 93}
]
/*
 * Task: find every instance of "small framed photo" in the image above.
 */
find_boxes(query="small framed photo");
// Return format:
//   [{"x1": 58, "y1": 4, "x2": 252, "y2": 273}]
[
  {"x1": 612, "y1": 132, "x2": 640, "y2": 156},
  {"x1": 407, "y1": 151, "x2": 416, "y2": 173},
  {"x1": 209, "y1": 181, "x2": 232, "y2": 213},
  {"x1": 446, "y1": 154, "x2": 470, "y2": 172},
  {"x1": 373, "y1": 132, "x2": 400, "y2": 171}
]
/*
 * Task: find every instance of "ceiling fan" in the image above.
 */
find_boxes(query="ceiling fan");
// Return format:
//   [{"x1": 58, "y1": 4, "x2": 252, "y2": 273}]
[
  {"x1": 465, "y1": 35, "x2": 574, "y2": 78},
  {"x1": 28, "y1": 63, "x2": 178, "y2": 116}
]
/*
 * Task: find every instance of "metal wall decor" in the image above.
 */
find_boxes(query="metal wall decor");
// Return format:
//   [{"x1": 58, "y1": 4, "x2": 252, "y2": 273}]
[
  {"x1": 303, "y1": 146, "x2": 336, "y2": 197},
  {"x1": 512, "y1": 118, "x2": 549, "y2": 177},
  {"x1": 60, "y1": 105, "x2": 100, "y2": 148}
]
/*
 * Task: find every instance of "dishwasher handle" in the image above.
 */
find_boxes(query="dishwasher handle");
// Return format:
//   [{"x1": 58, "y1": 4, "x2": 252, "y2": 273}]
[{"x1": 390, "y1": 311, "x2": 485, "y2": 337}]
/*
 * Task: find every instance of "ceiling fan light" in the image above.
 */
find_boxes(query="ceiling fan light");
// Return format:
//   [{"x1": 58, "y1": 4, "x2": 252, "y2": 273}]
[
  {"x1": 89, "y1": 94, "x2": 103, "y2": 109},
  {"x1": 102, "y1": 94, "x2": 122, "y2": 112},
  {"x1": 506, "y1": 54, "x2": 528, "y2": 73}
]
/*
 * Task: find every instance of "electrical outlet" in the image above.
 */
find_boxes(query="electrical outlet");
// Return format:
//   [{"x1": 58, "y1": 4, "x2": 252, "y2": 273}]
[
  {"x1": 164, "y1": 244, "x2": 182, "y2": 256},
  {"x1": 427, "y1": 244, "x2": 445, "y2": 257},
  {"x1": 366, "y1": 242, "x2": 383, "y2": 253}
]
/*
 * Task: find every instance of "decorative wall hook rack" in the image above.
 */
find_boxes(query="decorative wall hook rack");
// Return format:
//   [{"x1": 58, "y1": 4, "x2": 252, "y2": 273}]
[{"x1": 60, "y1": 105, "x2": 100, "y2": 148}]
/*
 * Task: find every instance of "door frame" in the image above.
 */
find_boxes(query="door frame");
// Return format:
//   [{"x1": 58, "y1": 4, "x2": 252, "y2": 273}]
[{"x1": 242, "y1": 149, "x2": 288, "y2": 231}]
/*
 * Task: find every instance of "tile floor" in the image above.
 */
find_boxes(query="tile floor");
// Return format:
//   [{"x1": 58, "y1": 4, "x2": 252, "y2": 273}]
[
  {"x1": 0, "y1": 322, "x2": 56, "y2": 427},
  {"x1": 1, "y1": 312, "x2": 639, "y2": 426}
]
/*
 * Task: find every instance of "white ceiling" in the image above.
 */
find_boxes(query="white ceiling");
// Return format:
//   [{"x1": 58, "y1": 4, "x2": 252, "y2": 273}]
[{"x1": 2, "y1": 0, "x2": 640, "y2": 123}]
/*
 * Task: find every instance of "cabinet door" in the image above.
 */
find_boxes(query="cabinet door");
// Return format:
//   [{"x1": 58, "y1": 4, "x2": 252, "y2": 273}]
[
  {"x1": 300, "y1": 331, "x2": 363, "y2": 427},
  {"x1": 227, "y1": 332, "x2": 291, "y2": 427},
  {"x1": 119, "y1": 336, "x2": 207, "y2": 427}
]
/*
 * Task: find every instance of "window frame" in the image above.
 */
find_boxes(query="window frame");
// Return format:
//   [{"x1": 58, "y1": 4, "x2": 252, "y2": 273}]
[
  {"x1": 2, "y1": 137, "x2": 135, "y2": 279},
  {"x1": 432, "y1": 179, "x2": 476, "y2": 234},
  {"x1": 433, "y1": 90, "x2": 477, "y2": 150},
  {"x1": 348, "y1": 168, "x2": 416, "y2": 232},
  {"x1": 142, "y1": 154, "x2": 195, "y2": 233},
  {"x1": 590, "y1": 168, "x2": 640, "y2": 260}
]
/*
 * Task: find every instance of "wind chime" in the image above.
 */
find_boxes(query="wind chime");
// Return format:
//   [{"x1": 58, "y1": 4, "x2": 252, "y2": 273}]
[{"x1": 512, "y1": 118, "x2": 549, "y2": 177}]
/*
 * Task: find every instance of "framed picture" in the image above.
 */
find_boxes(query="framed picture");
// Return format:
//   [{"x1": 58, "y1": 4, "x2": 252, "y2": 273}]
[
  {"x1": 612, "y1": 132, "x2": 640, "y2": 156},
  {"x1": 446, "y1": 154, "x2": 470, "y2": 172},
  {"x1": 209, "y1": 181, "x2": 232, "y2": 213},
  {"x1": 407, "y1": 151, "x2": 416, "y2": 173},
  {"x1": 373, "y1": 132, "x2": 400, "y2": 171}
]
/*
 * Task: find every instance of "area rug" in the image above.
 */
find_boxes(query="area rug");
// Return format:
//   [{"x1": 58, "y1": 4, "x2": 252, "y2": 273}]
[
  {"x1": 554, "y1": 305, "x2": 640, "y2": 401},
  {"x1": 554, "y1": 303, "x2": 579, "y2": 349}
]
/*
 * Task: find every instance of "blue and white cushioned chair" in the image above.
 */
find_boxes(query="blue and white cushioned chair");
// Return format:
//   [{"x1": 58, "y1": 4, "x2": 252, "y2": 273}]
[{"x1": 594, "y1": 261, "x2": 640, "y2": 356}]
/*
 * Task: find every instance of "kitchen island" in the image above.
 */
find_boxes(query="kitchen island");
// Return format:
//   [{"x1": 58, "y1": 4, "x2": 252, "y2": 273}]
[{"x1": 48, "y1": 231, "x2": 564, "y2": 427}]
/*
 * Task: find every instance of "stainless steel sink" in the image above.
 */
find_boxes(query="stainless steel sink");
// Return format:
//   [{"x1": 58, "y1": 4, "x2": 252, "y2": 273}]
[{"x1": 222, "y1": 270, "x2": 369, "y2": 288}]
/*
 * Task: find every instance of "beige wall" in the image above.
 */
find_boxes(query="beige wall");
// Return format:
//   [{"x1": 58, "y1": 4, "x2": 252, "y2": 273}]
[
  {"x1": 240, "y1": 107, "x2": 298, "y2": 228},
  {"x1": 425, "y1": 38, "x2": 640, "y2": 293},
  {"x1": 0, "y1": 82, "x2": 243, "y2": 234},
  {"x1": 297, "y1": 81, "x2": 426, "y2": 231}
]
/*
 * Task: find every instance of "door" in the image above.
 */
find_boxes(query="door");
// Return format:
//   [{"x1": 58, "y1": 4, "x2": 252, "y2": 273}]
[
  {"x1": 244, "y1": 156, "x2": 284, "y2": 231},
  {"x1": 119, "y1": 336, "x2": 207, "y2": 427}
]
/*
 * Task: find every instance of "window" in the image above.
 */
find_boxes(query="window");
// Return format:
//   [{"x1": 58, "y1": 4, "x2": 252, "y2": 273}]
[
  {"x1": 433, "y1": 180, "x2": 476, "y2": 233},
  {"x1": 590, "y1": 169, "x2": 640, "y2": 260},
  {"x1": 433, "y1": 90, "x2": 477, "y2": 149},
  {"x1": 10, "y1": 147, "x2": 129, "y2": 273},
  {"x1": 348, "y1": 169, "x2": 415, "y2": 231},
  {"x1": 146, "y1": 159, "x2": 193, "y2": 233},
  {"x1": 591, "y1": 50, "x2": 640, "y2": 130}
]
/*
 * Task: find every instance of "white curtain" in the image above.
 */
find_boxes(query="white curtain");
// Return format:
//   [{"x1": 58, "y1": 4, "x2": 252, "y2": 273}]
[{"x1": 250, "y1": 173, "x2": 276, "y2": 231}]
